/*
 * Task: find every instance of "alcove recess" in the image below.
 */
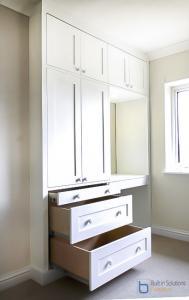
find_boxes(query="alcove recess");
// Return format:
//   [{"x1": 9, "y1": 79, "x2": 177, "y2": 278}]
[{"x1": 109, "y1": 86, "x2": 150, "y2": 227}]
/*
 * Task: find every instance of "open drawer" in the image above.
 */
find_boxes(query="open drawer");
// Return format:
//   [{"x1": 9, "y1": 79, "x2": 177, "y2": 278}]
[
  {"x1": 49, "y1": 184, "x2": 120, "y2": 206},
  {"x1": 50, "y1": 225, "x2": 151, "y2": 290},
  {"x1": 49, "y1": 195, "x2": 132, "y2": 244}
]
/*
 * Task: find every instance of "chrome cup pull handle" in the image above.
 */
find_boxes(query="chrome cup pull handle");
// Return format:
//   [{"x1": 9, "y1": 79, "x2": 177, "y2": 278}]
[
  {"x1": 104, "y1": 189, "x2": 110, "y2": 194},
  {"x1": 135, "y1": 246, "x2": 142, "y2": 254},
  {"x1": 116, "y1": 210, "x2": 122, "y2": 217},
  {"x1": 104, "y1": 260, "x2": 112, "y2": 269},
  {"x1": 73, "y1": 194, "x2": 80, "y2": 200},
  {"x1": 84, "y1": 219, "x2": 92, "y2": 226}
]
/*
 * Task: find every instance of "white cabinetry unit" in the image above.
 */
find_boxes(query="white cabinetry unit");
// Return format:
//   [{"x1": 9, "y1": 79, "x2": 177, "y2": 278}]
[
  {"x1": 47, "y1": 69, "x2": 110, "y2": 188},
  {"x1": 47, "y1": 15, "x2": 107, "y2": 82},
  {"x1": 108, "y1": 45, "x2": 147, "y2": 95},
  {"x1": 47, "y1": 69, "x2": 82, "y2": 187},
  {"x1": 50, "y1": 195, "x2": 133, "y2": 244},
  {"x1": 47, "y1": 14, "x2": 80, "y2": 74},
  {"x1": 108, "y1": 46, "x2": 125, "y2": 87},
  {"x1": 81, "y1": 33, "x2": 107, "y2": 82},
  {"x1": 29, "y1": 2, "x2": 150, "y2": 291},
  {"x1": 129, "y1": 55, "x2": 147, "y2": 95},
  {"x1": 81, "y1": 79, "x2": 110, "y2": 183},
  {"x1": 50, "y1": 225, "x2": 151, "y2": 290}
]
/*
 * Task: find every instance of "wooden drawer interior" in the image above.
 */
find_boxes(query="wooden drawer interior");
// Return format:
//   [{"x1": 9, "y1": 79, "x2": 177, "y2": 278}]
[{"x1": 50, "y1": 225, "x2": 145, "y2": 284}]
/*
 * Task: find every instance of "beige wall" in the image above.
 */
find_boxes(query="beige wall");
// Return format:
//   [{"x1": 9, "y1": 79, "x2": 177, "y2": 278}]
[
  {"x1": 110, "y1": 99, "x2": 149, "y2": 175},
  {"x1": 0, "y1": 5, "x2": 30, "y2": 276},
  {"x1": 150, "y1": 51, "x2": 189, "y2": 231}
]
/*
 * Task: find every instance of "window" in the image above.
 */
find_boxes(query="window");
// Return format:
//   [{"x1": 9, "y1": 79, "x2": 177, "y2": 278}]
[{"x1": 165, "y1": 79, "x2": 189, "y2": 173}]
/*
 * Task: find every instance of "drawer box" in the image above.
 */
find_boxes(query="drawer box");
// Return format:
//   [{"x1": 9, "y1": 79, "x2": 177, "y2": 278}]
[
  {"x1": 50, "y1": 195, "x2": 132, "y2": 244},
  {"x1": 49, "y1": 184, "x2": 120, "y2": 206},
  {"x1": 50, "y1": 225, "x2": 151, "y2": 290}
]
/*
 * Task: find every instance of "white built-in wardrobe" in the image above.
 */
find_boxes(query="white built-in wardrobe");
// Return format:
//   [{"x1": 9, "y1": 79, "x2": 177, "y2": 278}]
[{"x1": 29, "y1": 1, "x2": 151, "y2": 290}]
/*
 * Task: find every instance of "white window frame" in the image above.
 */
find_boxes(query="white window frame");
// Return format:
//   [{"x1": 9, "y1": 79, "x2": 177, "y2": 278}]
[{"x1": 164, "y1": 79, "x2": 189, "y2": 174}]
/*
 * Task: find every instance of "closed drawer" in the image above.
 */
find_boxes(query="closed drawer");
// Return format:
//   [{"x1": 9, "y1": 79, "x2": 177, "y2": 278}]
[
  {"x1": 50, "y1": 225, "x2": 151, "y2": 290},
  {"x1": 49, "y1": 184, "x2": 120, "y2": 206},
  {"x1": 49, "y1": 195, "x2": 132, "y2": 244}
]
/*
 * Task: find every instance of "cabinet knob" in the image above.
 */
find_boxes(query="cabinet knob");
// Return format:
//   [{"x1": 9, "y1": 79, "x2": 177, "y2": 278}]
[
  {"x1": 75, "y1": 67, "x2": 80, "y2": 71},
  {"x1": 125, "y1": 83, "x2": 129, "y2": 88},
  {"x1": 73, "y1": 194, "x2": 80, "y2": 200},
  {"x1": 130, "y1": 84, "x2": 133, "y2": 88},
  {"x1": 82, "y1": 69, "x2": 86, "y2": 73},
  {"x1": 82, "y1": 177, "x2": 87, "y2": 182},
  {"x1": 75, "y1": 178, "x2": 81, "y2": 183},
  {"x1": 116, "y1": 210, "x2": 122, "y2": 217},
  {"x1": 135, "y1": 246, "x2": 142, "y2": 254},
  {"x1": 104, "y1": 260, "x2": 112, "y2": 269},
  {"x1": 84, "y1": 219, "x2": 92, "y2": 226},
  {"x1": 104, "y1": 189, "x2": 110, "y2": 194}
]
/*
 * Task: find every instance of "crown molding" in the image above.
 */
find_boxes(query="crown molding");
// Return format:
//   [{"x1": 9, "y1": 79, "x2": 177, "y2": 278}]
[{"x1": 148, "y1": 39, "x2": 189, "y2": 61}]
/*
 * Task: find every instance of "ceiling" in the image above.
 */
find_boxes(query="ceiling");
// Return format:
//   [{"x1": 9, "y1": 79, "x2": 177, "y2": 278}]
[
  {"x1": 0, "y1": 0, "x2": 39, "y2": 16},
  {"x1": 1, "y1": 0, "x2": 189, "y2": 58}
]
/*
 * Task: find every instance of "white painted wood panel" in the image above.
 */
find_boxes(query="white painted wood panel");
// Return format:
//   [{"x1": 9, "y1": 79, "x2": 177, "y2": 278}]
[
  {"x1": 129, "y1": 56, "x2": 146, "y2": 95},
  {"x1": 50, "y1": 225, "x2": 151, "y2": 290},
  {"x1": 81, "y1": 32, "x2": 107, "y2": 82},
  {"x1": 108, "y1": 46, "x2": 125, "y2": 87},
  {"x1": 90, "y1": 226, "x2": 151, "y2": 290},
  {"x1": 81, "y1": 79, "x2": 110, "y2": 183},
  {"x1": 108, "y1": 45, "x2": 148, "y2": 95},
  {"x1": 71, "y1": 196, "x2": 132, "y2": 243},
  {"x1": 46, "y1": 15, "x2": 80, "y2": 74},
  {"x1": 49, "y1": 184, "x2": 121, "y2": 206},
  {"x1": 47, "y1": 68, "x2": 81, "y2": 187}
]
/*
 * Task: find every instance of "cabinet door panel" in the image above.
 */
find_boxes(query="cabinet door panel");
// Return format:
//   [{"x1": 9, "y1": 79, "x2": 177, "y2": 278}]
[
  {"x1": 47, "y1": 69, "x2": 81, "y2": 187},
  {"x1": 81, "y1": 80, "x2": 110, "y2": 183},
  {"x1": 46, "y1": 15, "x2": 80, "y2": 74},
  {"x1": 108, "y1": 46, "x2": 125, "y2": 87},
  {"x1": 81, "y1": 33, "x2": 107, "y2": 82},
  {"x1": 129, "y1": 56, "x2": 146, "y2": 95}
]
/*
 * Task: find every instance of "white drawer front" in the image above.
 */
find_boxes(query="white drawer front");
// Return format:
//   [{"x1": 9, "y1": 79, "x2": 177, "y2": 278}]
[
  {"x1": 90, "y1": 226, "x2": 151, "y2": 290},
  {"x1": 98, "y1": 238, "x2": 146, "y2": 275},
  {"x1": 49, "y1": 184, "x2": 120, "y2": 206},
  {"x1": 79, "y1": 203, "x2": 127, "y2": 232},
  {"x1": 71, "y1": 196, "x2": 132, "y2": 243}
]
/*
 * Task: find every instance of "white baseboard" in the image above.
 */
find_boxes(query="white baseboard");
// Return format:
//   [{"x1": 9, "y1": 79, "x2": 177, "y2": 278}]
[
  {"x1": 152, "y1": 225, "x2": 189, "y2": 242},
  {"x1": 0, "y1": 266, "x2": 64, "y2": 291},
  {"x1": 30, "y1": 266, "x2": 64, "y2": 285},
  {"x1": 0, "y1": 266, "x2": 31, "y2": 291}
]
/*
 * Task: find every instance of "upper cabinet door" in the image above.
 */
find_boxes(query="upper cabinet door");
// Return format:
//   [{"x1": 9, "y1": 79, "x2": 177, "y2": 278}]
[
  {"x1": 47, "y1": 69, "x2": 82, "y2": 188},
  {"x1": 108, "y1": 46, "x2": 125, "y2": 87},
  {"x1": 108, "y1": 45, "x2": 148, "y2": 95},
  {"x1": 129, "y1": 56, "x2": 147, "y2": 95},
  {"x1": 81, "y1": 33, "x2": 108, "y2": 82},
  {"x1": 46, "y1": 15, "x2": 80, "y2": 74},
  {"x1": 81, "y1": 79, "x2": 110, "y2": 183}
]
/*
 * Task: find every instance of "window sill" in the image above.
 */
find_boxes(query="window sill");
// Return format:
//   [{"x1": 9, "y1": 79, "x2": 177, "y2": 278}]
[{"x1": 164, "y1": 168, "x2": 189, "y2": 175}]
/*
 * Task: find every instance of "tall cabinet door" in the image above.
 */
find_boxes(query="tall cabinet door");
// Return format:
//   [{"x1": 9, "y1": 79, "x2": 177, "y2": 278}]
[
  {"x1": 81, "y1": 33, "x2": 107, "y2": 82},
  {"x1": 108, "y1": 45, "x2": 125, "y2": 87},
  {"x1": 46, "y1": 15, "x2": 80, "y2": 74},
  {"x1": 81, "y1": 79, "x2": 110, "y2": 183},
  {"x1": 47, "y1": 68, "x2": 82, "y2": 188}
]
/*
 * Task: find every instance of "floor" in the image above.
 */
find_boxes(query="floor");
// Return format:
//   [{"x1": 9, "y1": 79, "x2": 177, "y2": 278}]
[{"x1": 1, "y1": 235, "x2": 189, "y2": 299}]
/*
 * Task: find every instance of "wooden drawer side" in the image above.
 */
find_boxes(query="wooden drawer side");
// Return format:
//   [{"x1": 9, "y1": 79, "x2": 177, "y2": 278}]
[
  {"x1": 50, "y1": 237, "x2": 89, "y2": 281},
  {"x1": 49, "y1": 206, "x2": 70, "y2": 236}
]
